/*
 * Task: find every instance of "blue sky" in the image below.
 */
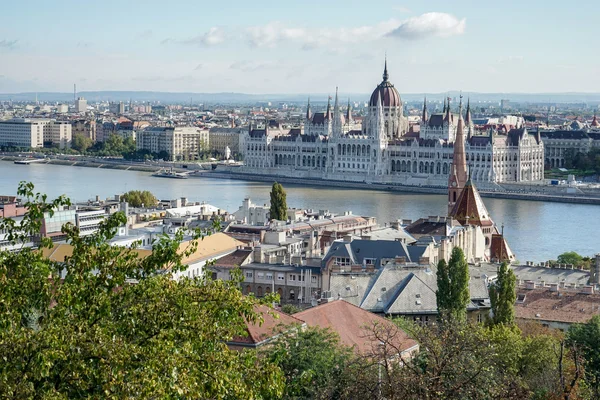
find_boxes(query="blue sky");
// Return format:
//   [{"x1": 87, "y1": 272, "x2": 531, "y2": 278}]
[{"x1": 0, "y1": 0, "x2": 598, "y2": 94}]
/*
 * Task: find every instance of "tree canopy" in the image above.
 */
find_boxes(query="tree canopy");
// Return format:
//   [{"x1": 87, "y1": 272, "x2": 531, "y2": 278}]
[
  {"x1": 269, "y1": 182, "x2": 287, "y2": 221},
  {"x1": 436, "y1": 247, "x2": 470, "y2": 321},
  {"x1": 489, "y1": 262, "x2": 517, "y2": 326},
  {"x1": 0, "y1": 182, "x2": 284, "y2": 399},
  {"x1": 120, "y1": 190, "x2": 158, "y2": 208},
  {"x1": 567, "y1": 315, "x2": 600, "y2": 398},
  {"x1": 262, "y1": 326, "x2": 357, "y2": 399}
]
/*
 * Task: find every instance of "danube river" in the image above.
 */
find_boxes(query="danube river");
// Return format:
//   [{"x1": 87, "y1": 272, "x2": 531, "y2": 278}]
[{"x1": 1, "y1": 161, "x2": 599, "y2": 263}]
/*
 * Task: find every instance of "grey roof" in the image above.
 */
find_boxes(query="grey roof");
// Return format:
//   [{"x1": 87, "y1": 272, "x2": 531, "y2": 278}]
[
  {"x1": 512, "y1": 266, "x2": 589, "y2": 286},
  {"x1": 361, "y1": 227, "x2": 416, "y2": 244},
  {"x1": 329, "y1": 274, "x2": 373, "y2": 306},
  {"x1": 385, "y1": 272, "x2": 438, "y2": 314},
  {"x1": 323, "y1": 239, "x2": 428, "y2": 268},
  {"x1": 329, "y1": 264, "x2": 491, "y2": 315}
]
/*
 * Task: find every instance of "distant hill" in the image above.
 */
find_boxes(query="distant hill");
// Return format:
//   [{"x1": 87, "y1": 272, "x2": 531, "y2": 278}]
[{"x1": 1, "y1": 90, "x2": 600, "y2": 104}]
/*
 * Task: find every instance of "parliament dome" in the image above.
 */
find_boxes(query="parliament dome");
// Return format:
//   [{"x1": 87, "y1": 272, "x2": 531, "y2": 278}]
[{"x1": 368, "y1": 60, "x2": 402, "y2": 108}]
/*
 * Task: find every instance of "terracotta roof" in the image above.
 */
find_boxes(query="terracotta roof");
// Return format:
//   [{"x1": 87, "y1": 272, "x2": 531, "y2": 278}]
[
  {"x1": 515, "y1": 288, "x2": 600, "y2": 324},
  {"x1": 213, "y1": 249, "x2": 253, "y2": 268},
  {"x1": 40, "y1": 232, "x2": 242, "y2": 268},
  {"x1": 230, "y1": 305, "x2": 305, "y2": 347},
  {"x1": 178, "y1": 233, "x2": 244, "y2": 265},
  {"x1": 449, "y1": 180, "x2": 494, "y2": 227},
  {"x1": 40, "y1": 243, "x2": 152, "y2": 262},
  {"x1": 490, "y1": 234, "x2": 512, "y2": 262},
  {"x1": 294, "y1": 300, "x2": 418, "y2": 354}
]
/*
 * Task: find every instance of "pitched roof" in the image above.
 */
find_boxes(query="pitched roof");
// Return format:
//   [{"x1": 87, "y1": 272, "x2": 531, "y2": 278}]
[
  {"x1": 322, "y1": 239, "x2": 428, "y2": 269},
  {"x1": 40, "y1": 233, "x2": 242, "y2": 268},
  {"x1": 213, "y1": 249, "x2": 253, "y2": 268},
  {"x1": 229, "y1": 305, "x2": 305, "y2": 348},
  {"x1": 294, "y1": 300, "x2": 418, "y2": 354},
  {"x1": 515, "y1": 288, "x2": 600, "y2": 324},
  {"x1": 329, "y1": 265, "x2": 491, "y2": 315},
  {"x1": 449, "y1": 180, "x2": 494, "y2": 227}
]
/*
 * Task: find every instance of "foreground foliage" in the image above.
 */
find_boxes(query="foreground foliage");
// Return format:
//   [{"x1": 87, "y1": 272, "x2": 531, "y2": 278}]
[{"x1": 0, "y1": 182, "x2": 283, "y2": 399}]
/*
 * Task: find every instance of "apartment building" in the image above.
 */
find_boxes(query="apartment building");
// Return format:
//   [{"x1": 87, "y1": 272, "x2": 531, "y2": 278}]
[
  {"x1": 137, "y1": 126, "x2": 209, "y2": 160},
  {"x1": 0, "y1": 118, "x2": 72, "y2": 149}
]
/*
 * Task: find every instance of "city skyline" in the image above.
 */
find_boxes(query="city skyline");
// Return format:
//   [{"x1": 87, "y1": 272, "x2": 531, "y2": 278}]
[{"x1": 1, "y1": 0, "x2": 599, "y2": 94}]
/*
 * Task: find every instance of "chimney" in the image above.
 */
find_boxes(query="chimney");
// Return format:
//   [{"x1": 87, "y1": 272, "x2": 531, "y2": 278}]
[
  {"x1": 580, "y1": 285, "x2": 595, "y2": 295},
  {"x1": 549, "y1": 283, "x2": 559, "y2": 292},
  {"x1": 525, "y1": 280, "x2": 535, "y2": 290}
]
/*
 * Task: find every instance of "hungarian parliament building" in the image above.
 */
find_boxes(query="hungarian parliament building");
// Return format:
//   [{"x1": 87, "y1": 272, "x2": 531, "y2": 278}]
[{"x1": 240, "y1": 62, "x2": 545, "y2": 187}]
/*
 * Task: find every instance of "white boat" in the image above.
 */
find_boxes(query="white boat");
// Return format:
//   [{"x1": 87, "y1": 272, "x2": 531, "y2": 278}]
[{"x1": 151, "y1": 168, "x2": 189, "y2": 179}]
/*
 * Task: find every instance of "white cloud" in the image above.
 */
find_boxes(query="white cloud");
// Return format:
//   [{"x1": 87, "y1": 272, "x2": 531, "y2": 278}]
[
  {"x1": 183, "y1": 27, "x2": 226, "y2": 46},
  {"x1": 387, "y1": 12, "x2": 466, "y2": 40},
  {"x1": 246, "y1": 19, "x2": 401, "y2": 49},
  {"x1": 246, "y1": 22, "x2": 306, "y2": 48}
]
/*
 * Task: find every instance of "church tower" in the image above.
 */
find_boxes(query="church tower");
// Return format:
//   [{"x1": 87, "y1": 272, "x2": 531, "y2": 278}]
[{"x1": 448, "y1": 96, "x2": 468, "y2": 215}]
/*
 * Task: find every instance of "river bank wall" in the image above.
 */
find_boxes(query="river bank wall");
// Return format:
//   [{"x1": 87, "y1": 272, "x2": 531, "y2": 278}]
[{"x1": 4, "y1": 156, "x2": 600, "y2": 205}]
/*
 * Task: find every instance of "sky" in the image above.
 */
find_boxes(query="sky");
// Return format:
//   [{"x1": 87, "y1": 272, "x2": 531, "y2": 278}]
[{"x1": 0, "y1": 0, "x2": 598, "y2": 95}]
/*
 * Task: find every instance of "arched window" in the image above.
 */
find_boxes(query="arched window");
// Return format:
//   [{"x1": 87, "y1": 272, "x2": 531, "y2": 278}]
[
  {"x1": 246, "y1": 285, "x2": 251, "y2": 294},
  {"x1": 257, "y1": 286, "x2": 263, "y2": 297},
  {"x1": 266, "y1": 286, "x2": 272, "y2": 294},
  {"x1": 289, "y1": 289, "x2": 295, "y2": 300}
]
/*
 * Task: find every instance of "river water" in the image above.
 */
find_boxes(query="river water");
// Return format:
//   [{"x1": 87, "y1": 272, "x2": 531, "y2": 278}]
[{"x1": 1, "y1": 161, "x2": 598, "y2": 263}]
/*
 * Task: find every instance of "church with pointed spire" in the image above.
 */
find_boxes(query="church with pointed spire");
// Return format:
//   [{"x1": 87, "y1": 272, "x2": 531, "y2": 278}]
[{"x1": 242, "y1": 58, "x2": 544, "y2": 188}]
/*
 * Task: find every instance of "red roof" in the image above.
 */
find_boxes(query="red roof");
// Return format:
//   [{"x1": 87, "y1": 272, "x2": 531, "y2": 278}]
[
  {"x1": 294, "y1": 300, "x2": 418, "y2": 355},
  {"x1": 230, "y1": 305, "x2": 304, "y2": 348},
  {"x1": 449, "y1": 180, "x2": 494, "y2": 227}
]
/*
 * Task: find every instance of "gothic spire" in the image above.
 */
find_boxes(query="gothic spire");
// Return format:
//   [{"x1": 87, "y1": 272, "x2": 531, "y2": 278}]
[
  {"x1": 306, "y1": 97, "x2": 312, "y2": 120},
  {"x1": 448, "y1": 94, "x2": 468, "y2": 215},
  {"x1": 422, "y1": 95, "x2": 428, "y2": 123},
  {"x1": 442, "y1": 97, "x2": 447, "y2": 114},
  {"x1": 383, "y1": 55, "x2": 389, "y2": 82},
  {"x1": 466, "y1": 97, "x2": 473, "y2": 139},
  {"x1": 346, "y1": 98, "x2": 352, "y2": 122},
  {"x1": 326, "y1": 95, "x2": 332, "y2": 120},
  {"x1": 444, "y1": 96, "x2": 452, "y2": 123}
]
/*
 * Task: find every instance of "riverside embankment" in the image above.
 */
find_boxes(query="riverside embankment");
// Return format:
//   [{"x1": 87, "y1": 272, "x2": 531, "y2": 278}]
[
  {"x1": 205, "y1": 170, "x2": 600, "y2": 205},
  {"x1": 3, "y1": 155, "x2": 600, "y2": 205}
]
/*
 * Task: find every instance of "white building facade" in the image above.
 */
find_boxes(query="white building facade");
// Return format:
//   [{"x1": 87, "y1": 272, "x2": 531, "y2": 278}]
[
  {"x1": 137, "y1": 126, "x2": 209, "y2": 161},
  {"x1": 240, "y1": 63, "x2": 545, "y2": 186},
  {"x1": 0, "y1": 118, "x2": 72, "y2": 149}
]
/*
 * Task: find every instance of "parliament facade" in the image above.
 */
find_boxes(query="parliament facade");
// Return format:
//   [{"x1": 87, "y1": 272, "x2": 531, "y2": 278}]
[{"x1": 241, "y1": 61, "x2": 544, "y2": 187}]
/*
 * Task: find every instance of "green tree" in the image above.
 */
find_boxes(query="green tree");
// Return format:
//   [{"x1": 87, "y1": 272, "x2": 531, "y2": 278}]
[
  {"x1": 489, "y1": 262, "x2": 516, "y2": 326},
  {"x1": 281, "y1": 304, "x2": 301, "y2": 314},
  {"x1": 71, "y1": 133, "x2": 93, "y2": 153},
  {"x1": 263, "y1": 326, "x2": 356, "y2": 399},
  {"x1": 557, "y1": 251, "x2": 584, "y2": 266},
  {"x1": 121, "y1": 189, "x2": 158, "y2": 207},
  {"x1": 269, "y1": 182, "x2": 287, "y2": 221},
  {"x1": 436, "y1": 259, "x2": 450, "y2": 312},
  {"x1": 567, "y1": 315, "x2": 600, "y2": 398},
  {"x1": 437, "y1": 247, "x2": 470, "y2": 321},
  {"x1": 0, "y1": 182, "x2": 284, "y2": 399}
]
